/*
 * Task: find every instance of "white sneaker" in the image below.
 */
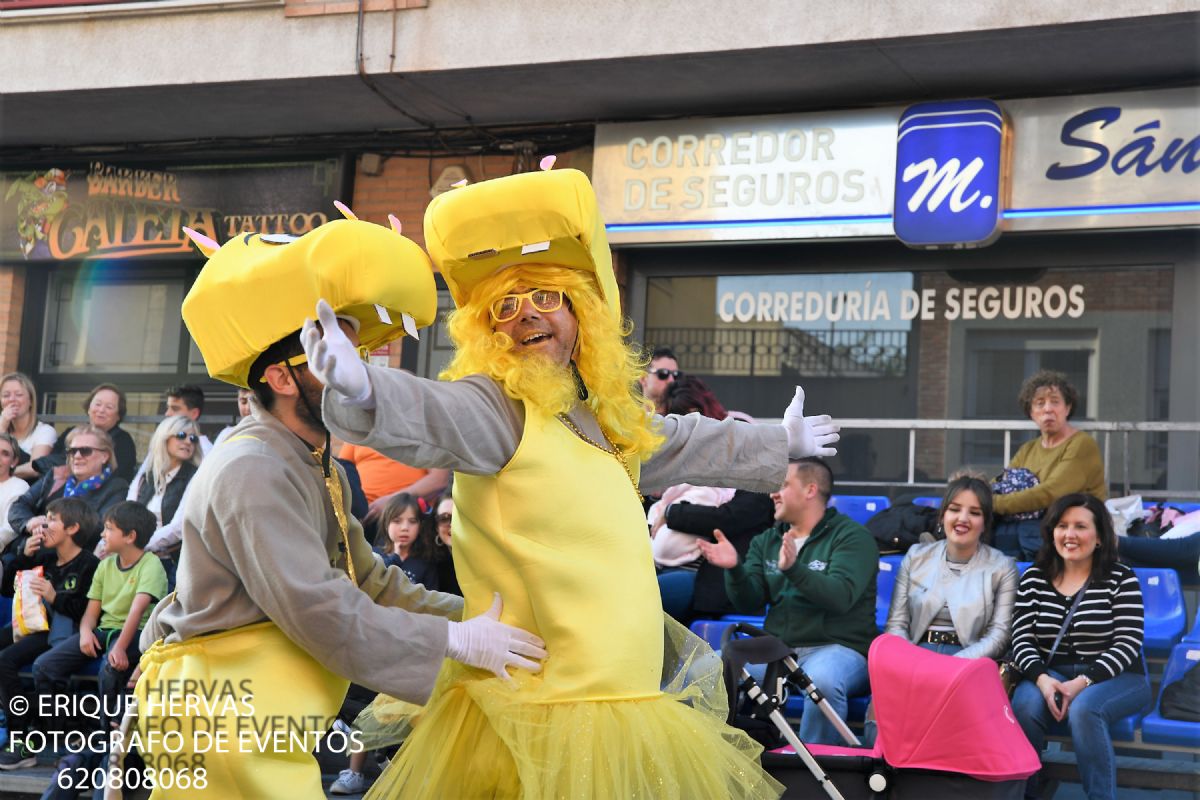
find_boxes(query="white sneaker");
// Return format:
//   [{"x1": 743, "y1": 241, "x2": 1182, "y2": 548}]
[{"x1": 330, "y1": 769, "x2": 366, "y2": 795}]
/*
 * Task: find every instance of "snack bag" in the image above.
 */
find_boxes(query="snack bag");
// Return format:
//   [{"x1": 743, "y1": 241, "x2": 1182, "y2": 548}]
[{"x1": 13, "y1": 566, "x2": 50, "y2": 640}]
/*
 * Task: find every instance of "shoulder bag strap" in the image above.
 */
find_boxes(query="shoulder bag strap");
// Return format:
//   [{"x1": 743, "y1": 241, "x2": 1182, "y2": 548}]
[{"x1": 1047, "y1": 578, "x2": 1090, "y2": 662}]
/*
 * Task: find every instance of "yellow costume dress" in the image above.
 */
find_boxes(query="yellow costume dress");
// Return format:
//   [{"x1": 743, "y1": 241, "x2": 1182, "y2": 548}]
[{"x1": 365, "y1": 407, "x2": 782, "y2": 799}]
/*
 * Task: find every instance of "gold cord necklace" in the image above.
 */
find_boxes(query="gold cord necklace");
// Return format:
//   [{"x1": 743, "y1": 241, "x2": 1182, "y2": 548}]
[
  {"x1": 310, "y1": 445, "x2": 358, "y2": 586},
  {"x1": 556, "y1": 413, "x2": 643, "y2": 504}
]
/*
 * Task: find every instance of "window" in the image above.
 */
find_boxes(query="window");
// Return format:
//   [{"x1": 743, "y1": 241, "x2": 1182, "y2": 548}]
[
  {"x1": 41, "y1": 267, "x2": 195, "y2": 375},
  {"x1": 961, "y1": 331, "x2": 1096, "y2": 465}
]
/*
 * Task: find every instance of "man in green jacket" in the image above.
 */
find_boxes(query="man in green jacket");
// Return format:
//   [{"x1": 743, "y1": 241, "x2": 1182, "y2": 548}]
[{"x1": 699, "y1": 457, "x2": 877, "y2": 745}]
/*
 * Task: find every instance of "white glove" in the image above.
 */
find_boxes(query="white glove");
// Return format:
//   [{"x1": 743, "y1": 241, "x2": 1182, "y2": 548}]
[
  {"x1": 446, "y1": 593, "x2": 547, "y2": 683},
  {"x1": 782, "y1": 386, "x2": 840, "y2": 459},
  {"x1": 300, "y1": 299, "x2": 374, "y2": 408}
]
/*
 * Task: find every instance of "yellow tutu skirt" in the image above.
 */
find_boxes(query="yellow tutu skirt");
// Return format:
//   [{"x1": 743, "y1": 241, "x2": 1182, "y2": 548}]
[{"x1": 360, "y1": 616, "x2": 782, "y2": 800}]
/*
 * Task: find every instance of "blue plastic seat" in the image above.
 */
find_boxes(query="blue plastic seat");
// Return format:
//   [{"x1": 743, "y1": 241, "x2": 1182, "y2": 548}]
[
  {"x1": 1184, "y1": 606, "x2": 1200, "y2": 644},
  {"x1": 912, "y1": 497, "x2": 941, "y2": 509},
  {"x1": 689, "y1": 619, "x2": 734, "y2": 650},
  {"x1": 1140, "y1": 643, "x2": 1200, "y2": 747},
  {"x1": 1016, "y1": 561, "x2": 1032, "y2": 574},
  {"x1": 829, "y1": 495, "x2": 889, "y2": 525},
  {"x1": 1143, "y1": 501, "x2": 1200, "y2": 515},
  {"x1": 1134, "y1": 568, "x2": 1187, "y2": 659},
  {"x1": 0, "y1": 597, "x2": 10, "y2": 629},
  {"x1": 875, "y1": 555, "x2": 903, "y2": 631}
]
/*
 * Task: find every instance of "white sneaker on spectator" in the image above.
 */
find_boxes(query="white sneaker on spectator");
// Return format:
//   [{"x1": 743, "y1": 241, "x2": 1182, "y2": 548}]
[{"x1": 330, "y1": 769, "x2": 366, "y2": 795}]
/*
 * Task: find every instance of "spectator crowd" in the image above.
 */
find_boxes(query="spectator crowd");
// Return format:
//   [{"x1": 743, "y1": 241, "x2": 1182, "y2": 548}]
[{"x1": 0, "y1": 358, "x2": 1194, "y2": 800}]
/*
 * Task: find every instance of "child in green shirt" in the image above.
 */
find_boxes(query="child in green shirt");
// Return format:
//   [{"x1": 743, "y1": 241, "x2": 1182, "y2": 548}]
[{"x1": 31, "y1": 501, "x2": 168, "y2": 732}]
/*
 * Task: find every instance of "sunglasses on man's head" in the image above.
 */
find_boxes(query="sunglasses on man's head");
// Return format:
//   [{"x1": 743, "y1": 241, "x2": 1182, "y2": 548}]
[
  {"x1": 650, "y1": 368, "x2": 681, "y2": 381},
  {"x1": 66, "y1": 446, "x2": 105, "y2": 458},
  {"x1": 173, "y1": 432, "x2": 200, "y2": 443}
]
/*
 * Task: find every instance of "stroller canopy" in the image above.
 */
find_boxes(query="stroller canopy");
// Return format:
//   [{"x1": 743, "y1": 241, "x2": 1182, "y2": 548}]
[{"x1": 870, "y1": 634, "x2": 1040, "y2": 782}]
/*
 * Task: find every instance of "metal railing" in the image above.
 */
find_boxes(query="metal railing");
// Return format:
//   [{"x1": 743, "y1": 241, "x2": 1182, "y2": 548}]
[
  {"x1": 643, "y1": 327, "x2": 908, "y2": 377},
  {"x1": 747, "y1": 417, "x2": 1200, "y2": 501},
  {"x1": 40, "y1": 414, "x2": 1200, "y2": 500}
]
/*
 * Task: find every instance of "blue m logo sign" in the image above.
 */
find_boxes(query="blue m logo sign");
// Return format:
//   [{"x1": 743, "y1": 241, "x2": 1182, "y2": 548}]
[{"x1": 894, "y1": 100, "x2": 1006, "y2": 248}]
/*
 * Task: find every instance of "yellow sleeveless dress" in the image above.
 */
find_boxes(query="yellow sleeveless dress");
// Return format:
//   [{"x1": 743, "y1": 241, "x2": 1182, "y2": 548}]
[{"x1": 364, "y1": 408, "x2": 782, "y2": 799}]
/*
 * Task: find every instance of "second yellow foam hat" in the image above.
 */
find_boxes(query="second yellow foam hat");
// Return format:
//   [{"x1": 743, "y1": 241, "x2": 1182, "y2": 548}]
[{"x1": 423, "y1": 168, "x2": 620, "y2": 321}]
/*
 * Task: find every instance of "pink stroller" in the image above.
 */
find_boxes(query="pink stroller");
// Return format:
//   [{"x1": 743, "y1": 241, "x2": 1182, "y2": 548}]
[{"x1": 741, "y1": 633, "x2": 1041, "y2": 798}]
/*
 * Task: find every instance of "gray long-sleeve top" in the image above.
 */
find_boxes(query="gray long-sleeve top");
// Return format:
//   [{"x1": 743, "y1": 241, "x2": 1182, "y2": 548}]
[
  {"x1": 321, "y1": 367, "x2": 789, "y2": 496},
  {"x1": 141, "y1": 402, "x2": 464, "y2": 704}
]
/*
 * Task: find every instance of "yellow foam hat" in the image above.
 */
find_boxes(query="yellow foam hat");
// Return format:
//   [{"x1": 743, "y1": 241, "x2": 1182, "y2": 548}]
[
  {"x1": 423, "y1": 168, "x2": 620, "y2": 321},
  {"x1": 181, "y1": 219, "x2": 437, "y2": 388}
]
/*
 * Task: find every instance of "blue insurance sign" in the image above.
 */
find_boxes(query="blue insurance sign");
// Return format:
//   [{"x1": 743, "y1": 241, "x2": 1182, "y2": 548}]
[{"x1": 894, "y1": 99, "x2": 1007, "y2": 248}]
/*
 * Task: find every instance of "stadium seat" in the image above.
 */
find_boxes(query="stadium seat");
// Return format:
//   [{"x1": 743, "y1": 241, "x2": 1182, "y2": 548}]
[
  {"x1": 829, "y1": 495, "x2": 889, "y2": 525},
  {"x1": 1016, "y1": 561, "x2": 1032, "y2": 574},
  {"x1": 1135, "y1": 568, "x2": 1187, "y2": 659},
  {"x1": 1184, "y1": 606, "x2": 1200, "y2": 644},
  {"x1": 689, "y1": 619, "x2": 734, "y2": 650},
  {"x1": 0, "y1": 596, "x2": 9, "y2": 629},
  {"x1": 875, "y1": 555, "x2": 903, "y2": 631},
  {"x1": 1139, "y1": 643, "x2": 1200, "y2": 747},
  {"x1": 1143, "y1": 501, "x2": 1200, "y2": 515},
  {"x1": 912, "y1": 497, "x2": 941, "y2": 509}
]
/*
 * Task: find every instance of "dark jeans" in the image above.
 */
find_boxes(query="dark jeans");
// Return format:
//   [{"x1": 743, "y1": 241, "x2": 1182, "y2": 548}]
[
  {"x1": 657, "y1": 569, "x2": 698, "y2": 624},
  {"x1": 32, "y1": 629, "x2": 141, "y2": 731},
  {"x1": 0, "y1": 626, "x2": 51, "y2": 734},
  {"x1": 1012, "y1": 665, "x2": 1151, "y2": 800},
  {"x1": 993, "y1": 519, "x2": 1043, "y2": 560},
  {"x1": 1118, "y1": 533, "x2": 1200, "y2": 583}
]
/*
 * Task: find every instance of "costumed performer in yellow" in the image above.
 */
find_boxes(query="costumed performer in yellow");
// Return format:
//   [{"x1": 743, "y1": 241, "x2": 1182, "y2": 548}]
[
  {"x1": 132, "y1": 217, "x2": 546, "y2": 798},
  {"x1": 304, "y1": 166, "x2": 840, "y2": 799}
]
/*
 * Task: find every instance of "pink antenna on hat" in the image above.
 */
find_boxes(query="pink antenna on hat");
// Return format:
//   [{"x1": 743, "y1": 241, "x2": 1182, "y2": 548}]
[
  {"x1": 181, "y1": 226, "x2": 220, "y2": 257},
  {"x1": 388, "y1": 214, "x2": 403, "y2": 235},
  {"x1": 539, "y1": 155, "x2": 557, "y2": 171},
  {"x1": 333, "y1": 200, "x2": 358, "y2": 220}
]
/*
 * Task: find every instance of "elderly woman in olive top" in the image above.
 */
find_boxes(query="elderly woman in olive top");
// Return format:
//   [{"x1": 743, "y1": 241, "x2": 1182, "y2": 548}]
[
  {"x1": 1010, "y1": 493, "x2": 1149, "y2": 800},
  {"x1": 7, "y1": 426, "x2": 130, "y2": 555},
  {"x1": 886, "y1": 473, "x2": 1018, "y2": 659},
  {"x1": 993, "y1": 370, "x2": 1106, "y2": 559}
]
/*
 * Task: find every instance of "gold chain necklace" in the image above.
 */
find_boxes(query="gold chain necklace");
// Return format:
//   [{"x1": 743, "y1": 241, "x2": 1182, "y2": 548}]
[
  {"x1": 556, "y1": 413, "x2": 642, "y2": 504},
  {"x1": 310, "y1": 446, "x2": 358, "y2": 586}
]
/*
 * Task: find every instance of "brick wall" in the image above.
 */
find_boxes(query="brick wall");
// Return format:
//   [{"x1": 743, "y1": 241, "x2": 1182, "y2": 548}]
[
  {"x1": 0, "y1": 264, "x2": 26, "y2": 375},
  {"x1": 285, "y1": 0, "x2": 426, "y2": 18}
]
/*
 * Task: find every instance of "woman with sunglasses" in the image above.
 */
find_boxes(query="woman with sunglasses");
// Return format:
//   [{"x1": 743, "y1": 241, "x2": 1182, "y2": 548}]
[
  {"x1": 7, "y1": 425, "x2": 129, "y2": 556},
  {"x1": 430, "y1": 490, "x2": 461, "y2": 597},
  {"x1": 24, "y1": 384, "x2": 139, "y2": 484},
  {"x1": 125, "y1": 417, "x2": 204, "y2": 570}
]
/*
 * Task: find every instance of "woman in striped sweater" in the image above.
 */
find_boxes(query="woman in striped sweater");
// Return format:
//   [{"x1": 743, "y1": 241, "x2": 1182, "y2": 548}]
[{"x1": 1010, "y1": 493, "x2": 1150, "y2": 800}]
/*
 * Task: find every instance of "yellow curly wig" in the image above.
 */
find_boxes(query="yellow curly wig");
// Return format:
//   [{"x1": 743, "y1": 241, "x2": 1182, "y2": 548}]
[{"x1": 440, "y1": 264, "x2": 664, "y2": 459}]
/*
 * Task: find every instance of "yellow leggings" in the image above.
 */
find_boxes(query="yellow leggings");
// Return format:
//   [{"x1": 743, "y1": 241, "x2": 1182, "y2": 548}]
[{"x1": 134, "y1": 621, "x2": 348, "y2": 799}]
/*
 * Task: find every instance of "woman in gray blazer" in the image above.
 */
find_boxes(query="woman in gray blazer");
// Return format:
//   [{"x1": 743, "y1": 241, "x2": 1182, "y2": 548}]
[{"x1": 885, "y1": 474, "x2": 1018, "y2": 660}]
